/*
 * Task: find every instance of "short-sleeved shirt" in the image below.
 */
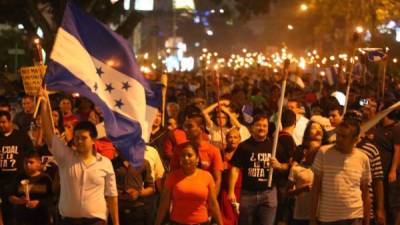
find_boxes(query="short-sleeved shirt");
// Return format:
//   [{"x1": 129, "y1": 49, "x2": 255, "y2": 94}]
[
  {"x1": 166, "y1": 169, "x2": 214, "y2": 224},
  {"x1": 51, "y1": 136, "x2": 118, "y2": 221},
  {"x1": 372, "y1": 122, "x2": 400, "y2": 176},
  {"x1": 356, "y1": 139, "x2": 384, "y2": 218},
  {"x1": 0, "y1": 129, "x2": 34, "y2": 189},
  {"x1": 12, "y1": 173, "x2": 53, "y2": 223},
  {"x1": 145, "y1": 145, "x2": 165, "y2": 181},
  {"x1": 288, "y1": 163, "x2": 314, "y2": 220},
  {"x1": 312, "y1": 147, "x2": 371, "y2": 222},
  {"x1": 275, "y1": 132, "x2": 296, "y2": 187},
  {"x1": 170, "y1": 141, "x2": 224, "y2": 173},
  {"x1": 163, "y1": 129, "x2": 188, "y2": 159},
  {"x1": 230, "y1": 137, "x2": 274, "y2": 191}
]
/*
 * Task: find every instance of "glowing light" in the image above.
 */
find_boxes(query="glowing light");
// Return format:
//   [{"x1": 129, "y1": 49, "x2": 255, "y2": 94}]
[
  {"x1": 107, "y1": 60, "x2": 115, "y2": 67},
  {"x1": 219, "y1": 9, "x2": 224, "y2": 13},
  {"x1": 393, "y1": 58, "x2": 398, "y2": 63},
  {"x1": 140, "y1": 66, "x2": 151, "y2": 74},
  {"x1": 386, "y1": 21, "x2": 396, "y2": 29},
  {"x1": 300, "y1": 3, "x2": 308, "y2": 11},
  {"x1": 320, "y1": 71, "x2": 326, "y2": 76},
  {"x1": 17, "y1": 24, "x2": 24, "y2": 30},
  {"x1": 202, "y1": 48, "x2": 208, "y2": 53},
  {"x1": 242, "y1": 48, "x2": 247, "y2": 53},
  {"x1": 36, "y1": 27, "x2": 44, "y2": 38},
  {"x1": 299, "y1": 57, "x2": 306, "y2": 69},
  {"x1": 206, "y1": 29, "x2": 214, "y2": 36},
  {"x1": 144, "y1": 52, "x2": 149, "y2": 59},
  {"x1": 287, "y1": 25, "x2": 294, "y2": 30},
  {"x1": 329, "y1": 56, "x2": 335, "y2": 61},
  {"x1": 355, "y1": 26, "x2": 364, "y2": 33}
]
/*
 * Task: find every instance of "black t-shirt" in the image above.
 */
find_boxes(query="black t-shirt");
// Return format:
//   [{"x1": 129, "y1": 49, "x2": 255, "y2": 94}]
[
  {"x1": 275, "y1": 132, "x2": 296, "y2": 187},
  {"x1": 276, "y1": 132, "x2": 296, "y2": 163},
  {"x1": 230, "y1": 137, "x2": 274, "y2": 191},
  {"x1": 373, "y1": 122, "x2": 400, "y2": 175},
  {"x1": 0, "y1": 130, "x2": 34, "y2": 188},
  {"x1": 12, "y1": 173, "x2": 53, "y2": 224}
]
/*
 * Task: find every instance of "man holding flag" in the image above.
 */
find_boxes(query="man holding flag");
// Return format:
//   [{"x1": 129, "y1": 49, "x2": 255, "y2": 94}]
[
  {"x1": 38, "y1": 1, "x2": 161, "y2": 224},
  {"x1": 40, "y1": 94, "x2": 119, "y2": 225}
]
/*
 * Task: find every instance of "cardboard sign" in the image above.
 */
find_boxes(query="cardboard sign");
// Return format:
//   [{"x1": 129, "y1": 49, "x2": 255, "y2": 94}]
[{"x1": 20, "y1": 65, "x2": 47, "y2": 96}]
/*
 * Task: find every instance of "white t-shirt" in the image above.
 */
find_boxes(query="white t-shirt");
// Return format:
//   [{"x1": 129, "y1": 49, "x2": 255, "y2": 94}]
[
  {"x1": 312, "y1": 147, "x2": 371, "y2": 222},
  {"x1": 288, "y1": 164, "x2": 314, "y2": 220}
]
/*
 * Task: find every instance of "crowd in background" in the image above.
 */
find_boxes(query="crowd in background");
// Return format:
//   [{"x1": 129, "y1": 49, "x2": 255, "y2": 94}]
[{"x1": 0, "y1": 66, "x2": 399, "y2": 225}]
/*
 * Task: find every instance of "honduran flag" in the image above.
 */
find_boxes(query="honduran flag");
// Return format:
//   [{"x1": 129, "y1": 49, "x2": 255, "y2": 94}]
[
  {"x1": 46, "y1": 2, "x2": 158, "y2": 168},
  {"x1": 359, "y1": 48, "x2": 387, "y2": 62}
]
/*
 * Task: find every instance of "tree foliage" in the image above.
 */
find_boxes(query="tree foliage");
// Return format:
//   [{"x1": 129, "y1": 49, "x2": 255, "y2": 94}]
[{"x1": 307, "y1": 0, "x2": 400, "y2": 52}]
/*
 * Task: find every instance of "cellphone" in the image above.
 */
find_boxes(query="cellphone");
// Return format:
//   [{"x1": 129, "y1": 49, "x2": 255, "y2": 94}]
[{"x1": 359, "y1": 98, "x2": 368, "y2": 106}]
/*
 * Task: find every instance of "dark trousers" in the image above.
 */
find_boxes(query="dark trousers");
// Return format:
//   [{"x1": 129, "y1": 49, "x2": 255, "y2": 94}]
[
  {"x1": 119, "y1": 205, "x2": 145, "y2": 225},
  {"x1": 60, "y1": 217, "x2": 106, "y2": 225}
]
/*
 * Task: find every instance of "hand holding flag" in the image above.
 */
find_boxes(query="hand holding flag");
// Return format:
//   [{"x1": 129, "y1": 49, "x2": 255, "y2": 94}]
[{"x1": 45, "y1": 2, "x2": 153, "y2": 168}]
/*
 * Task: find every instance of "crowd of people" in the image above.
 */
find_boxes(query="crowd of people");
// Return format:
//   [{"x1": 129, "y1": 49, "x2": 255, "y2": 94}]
[{"x1": 0, "y1": 65, "x2": 399, "y2": 225}]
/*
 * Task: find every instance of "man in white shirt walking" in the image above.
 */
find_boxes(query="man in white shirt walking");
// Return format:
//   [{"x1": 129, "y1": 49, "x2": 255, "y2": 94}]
[
  {"x1": 310, "y1": 119, "x2": 371, "y2": 225},
  {"x1": 40, "y1": 90, "x2": 119, "y2": 225}
]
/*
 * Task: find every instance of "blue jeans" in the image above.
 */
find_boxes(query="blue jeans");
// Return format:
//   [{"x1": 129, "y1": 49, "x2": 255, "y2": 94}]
[{"x1": 238, "y1": 187, "x2": 277, "y2": 225}]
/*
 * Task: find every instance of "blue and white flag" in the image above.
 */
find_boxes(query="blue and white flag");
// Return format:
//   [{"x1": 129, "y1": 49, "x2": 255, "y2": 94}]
[
  {"x1": 359, "y1": 48, "x2": 387, "y2": 62},
  {"x1": 46, "y1": 2, "x2": 153, "y2": 168}
]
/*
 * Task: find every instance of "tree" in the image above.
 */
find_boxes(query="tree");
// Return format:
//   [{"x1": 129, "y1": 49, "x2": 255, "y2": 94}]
[{"x1": 307, "y1": 0, "x2": 400, "y2": 53}]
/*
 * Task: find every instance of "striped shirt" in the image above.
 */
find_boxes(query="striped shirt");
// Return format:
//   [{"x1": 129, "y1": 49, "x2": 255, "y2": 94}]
[
  {"x1": 313, "y1": 146, "x2": 371, "y2": 222},
  {"x1": 357, "y1": 140, "x2": 384, "y2": 218}
]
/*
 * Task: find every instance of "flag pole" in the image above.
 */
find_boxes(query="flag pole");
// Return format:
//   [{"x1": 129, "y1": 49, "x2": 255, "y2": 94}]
[
  {"x1": 268, "y1": 59, "x2": 290, "y2": 188},
  {"x1": 343, "y1": 32, "x2": 361, "y2": 116},
  {"x1": 381, "y1": 58, "x2": 388, "y2": 100},
  {"x1": 31, "y1": 38, "x2": 55, "y2": 132},
  {"x1": 214, "y1": 65, "x2": 225, "y2": 150},
  {"x1": 161, "y1": 73, "x2": 168, "y2": 127}
]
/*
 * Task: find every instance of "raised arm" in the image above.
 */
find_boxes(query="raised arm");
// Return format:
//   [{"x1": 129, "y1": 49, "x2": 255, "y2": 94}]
[
  {"x1": 202, "y1": 100, "x2": 230, "y2": 128},
  {"x1": 39, "y1": 89, "x2": 55, "y2": 149},
  {"x1": 220, "y1": 106, "x2": 242, "y2": 128}
]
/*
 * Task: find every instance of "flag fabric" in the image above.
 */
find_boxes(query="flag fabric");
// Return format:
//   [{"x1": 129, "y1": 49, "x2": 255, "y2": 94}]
[
  {"x1": 46, "y1": 2, "x2": 153, "y2": 168},
  {"x1": 145, "y1": 81, "x2": 163, "y2": 139},
  {"x1": 359, "y1": 48, "x2": 387, "y2": 62}
]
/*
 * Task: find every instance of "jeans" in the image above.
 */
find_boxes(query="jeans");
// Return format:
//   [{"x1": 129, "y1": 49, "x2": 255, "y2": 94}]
[{"x1": 238, "y1": 187, "x2": 277, "y2": 225}]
